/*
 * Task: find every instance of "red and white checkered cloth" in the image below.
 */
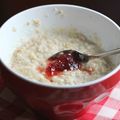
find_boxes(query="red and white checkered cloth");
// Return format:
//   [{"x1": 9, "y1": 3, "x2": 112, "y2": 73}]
[
  {"x1": 0, "y1": 75, "x2": 120, "y2": 120},
  {"x1": 77, "y1": 81, "x2": 120, "y2": 120}
]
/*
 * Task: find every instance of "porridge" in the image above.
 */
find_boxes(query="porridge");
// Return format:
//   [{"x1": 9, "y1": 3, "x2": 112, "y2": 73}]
[{"x1": 11, "y1": 28, "x2": 113, "y2": 86}]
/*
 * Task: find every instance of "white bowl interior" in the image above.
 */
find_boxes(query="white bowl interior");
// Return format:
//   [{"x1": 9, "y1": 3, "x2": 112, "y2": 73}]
[{"x1": 0, "y1": 5, "x2": 120, "y2": 87}]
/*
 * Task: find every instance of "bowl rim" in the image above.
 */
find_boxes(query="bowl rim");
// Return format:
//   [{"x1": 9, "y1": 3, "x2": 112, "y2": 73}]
[{"x1": 0, "y1": 4, "x2": 120, "y2": 89}]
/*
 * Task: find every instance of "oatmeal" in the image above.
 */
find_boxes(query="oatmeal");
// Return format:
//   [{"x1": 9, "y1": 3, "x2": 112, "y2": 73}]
[
  {"x1": 32, "y1": 19, "x2": 40, "y2": 26},
  {"x1": 12, "y1": 27, "x2": 16, "y2": 32},
  {"x1": 11, "y1": 28, "x2": 113, "y2": 86}
]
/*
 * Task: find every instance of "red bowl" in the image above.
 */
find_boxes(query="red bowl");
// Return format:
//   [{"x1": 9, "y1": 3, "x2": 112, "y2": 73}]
[{"x1": 0, "y1": 62, "x2": 120, "y2": 120}]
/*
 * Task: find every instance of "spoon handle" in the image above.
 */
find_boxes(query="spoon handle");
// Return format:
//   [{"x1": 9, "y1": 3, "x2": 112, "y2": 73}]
[{"x1": 90, "y1": 48, "x2": 120, "y2": 59}]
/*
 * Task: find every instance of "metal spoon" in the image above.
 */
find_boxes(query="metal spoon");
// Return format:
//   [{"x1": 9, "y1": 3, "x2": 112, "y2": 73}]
[
  {"x1": 87, "y1": 48, "x2": 120, "y2": 61},
  {"x1": 48, "y1": 48, "x2": 120, "y2": 63}
]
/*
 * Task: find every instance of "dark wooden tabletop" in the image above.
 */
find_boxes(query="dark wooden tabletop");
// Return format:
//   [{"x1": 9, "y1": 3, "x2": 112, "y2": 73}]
[{"x1": 0, "y1": 0, "x2": 120, "y2": 26}]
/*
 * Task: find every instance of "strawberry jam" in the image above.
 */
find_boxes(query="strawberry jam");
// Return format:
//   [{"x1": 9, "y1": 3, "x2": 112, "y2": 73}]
[{"x1": 45, "y1": 50, "x2": 89, "y2": 78}]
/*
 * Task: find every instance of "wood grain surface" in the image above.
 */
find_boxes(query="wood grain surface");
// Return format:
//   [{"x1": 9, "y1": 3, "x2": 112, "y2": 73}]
[{"x1": 0, "y1": 0, "x2": 120, "y2": 26}]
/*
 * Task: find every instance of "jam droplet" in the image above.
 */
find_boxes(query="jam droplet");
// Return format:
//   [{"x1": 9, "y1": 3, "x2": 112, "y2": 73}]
[
  {"x1": 37, "y1": 66, "x2": 44, "y2": 73},
  {"x1": 45, "y1": 50, "x2": 90, "y2": 78}
]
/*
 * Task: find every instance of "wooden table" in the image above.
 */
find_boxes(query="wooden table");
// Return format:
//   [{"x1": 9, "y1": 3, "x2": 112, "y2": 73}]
[{"x1": 0, "y1": 0, "x2": 120, "y2": 26}]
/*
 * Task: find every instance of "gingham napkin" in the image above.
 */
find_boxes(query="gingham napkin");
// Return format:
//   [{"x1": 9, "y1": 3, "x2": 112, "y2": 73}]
[
  {"x1": 76, "y1": 81, "x2": 120, "y2": 120},
  {"x1": 0, "y1": 75, "x2": 120, "y2": 120}
]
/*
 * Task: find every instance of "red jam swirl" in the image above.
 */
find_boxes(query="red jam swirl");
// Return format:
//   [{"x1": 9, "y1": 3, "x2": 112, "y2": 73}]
[{"x1": 45, "y1": 50, "x2": 94, "y2": 78}]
